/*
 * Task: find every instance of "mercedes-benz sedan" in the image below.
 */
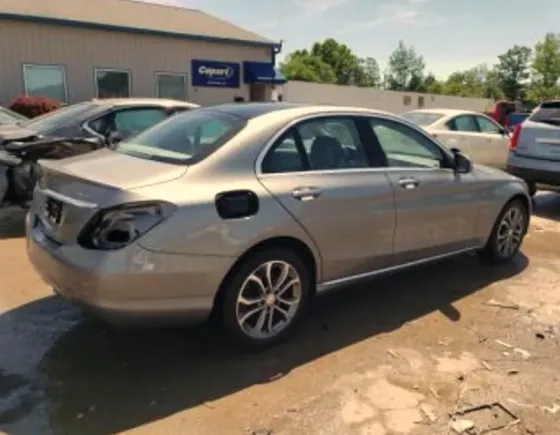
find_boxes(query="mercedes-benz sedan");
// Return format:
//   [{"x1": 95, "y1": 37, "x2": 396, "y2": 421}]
[{"x1": 27, "y1": 103, "x2": 531, "y2": 348}]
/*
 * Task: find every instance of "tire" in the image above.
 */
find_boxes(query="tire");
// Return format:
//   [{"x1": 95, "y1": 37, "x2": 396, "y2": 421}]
[
  {"x1": 221, "y1": 248, "x2": 311, "y2": 350},
  {"x1": 478, "y1": 199, "x2": 528, "y2": 264}
]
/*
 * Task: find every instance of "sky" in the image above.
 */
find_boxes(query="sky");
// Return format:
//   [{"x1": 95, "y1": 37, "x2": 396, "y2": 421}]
[{"x1": 143, "y1": 0, "x2": 560, "y2": 79}]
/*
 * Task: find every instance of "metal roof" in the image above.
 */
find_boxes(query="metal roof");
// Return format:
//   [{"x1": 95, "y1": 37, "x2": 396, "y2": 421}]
[
  {"x1": 201, "y1": 102, "x2": 393, "y2": 120},
  {"x1": 0, "y1": 0, "x2": 278, "y2": 47}
]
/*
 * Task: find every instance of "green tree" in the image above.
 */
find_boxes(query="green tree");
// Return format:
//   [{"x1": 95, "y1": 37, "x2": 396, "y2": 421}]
[
  {"x1": 423, "y1": 73, "x2": 443, "y2": 94},
  {"x1": 280, "y1": 50, "x2": 337, "y2": 83},
  {"x1": 281, "y1": 39, "x2": 380, "y2": 87},
  {"x1": 528, "y1": 33, "x2": 560, "y2": 100},
  {"x1": 310, "y1": 38, "x2": 361, "y2": 85},
  {"x1": 384, "y1": 40, "x2": 426, "y2": 91},
  {"x1": 482, "y1": 68, "x2": 505, "y2": 100},
  {"x1": 354, "y1": 57, "x2": 380, "y2": 87},
  {"x1": 494, "y1": 45, "x2": 532, "y2": 100}
]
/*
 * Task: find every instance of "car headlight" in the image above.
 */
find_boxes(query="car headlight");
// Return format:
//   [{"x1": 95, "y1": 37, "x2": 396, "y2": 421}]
[{"x1": 78, "y1": 202, "x2": 175, "y2": 250}]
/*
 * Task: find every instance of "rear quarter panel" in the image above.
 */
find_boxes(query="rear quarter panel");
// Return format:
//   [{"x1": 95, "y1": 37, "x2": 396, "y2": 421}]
[{"x1": 135, "y1": 173, "x2": 323, "y2": 278}]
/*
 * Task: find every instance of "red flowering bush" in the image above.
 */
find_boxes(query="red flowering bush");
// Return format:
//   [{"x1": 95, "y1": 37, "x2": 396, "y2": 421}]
[{"x1": 9, "y1": 96, "x2": 61, "y2": 118}]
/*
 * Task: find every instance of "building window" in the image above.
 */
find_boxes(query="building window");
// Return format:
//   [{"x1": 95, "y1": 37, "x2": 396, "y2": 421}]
[
  {"x1": 418, "y1": 96, "x2": 425, "y2": 108},
  {"x1": 156, "y1": 73, "x2": 187, "y2": 100},
  {"x1": 403, "y1": 96, "x2": 412, "y2": 106},
  {"x1": 95, "y1": 69, "x2": 130, "y2": 98},
  {"x1": 23, "y1": 64, "x2": 68, "y2": 103}
]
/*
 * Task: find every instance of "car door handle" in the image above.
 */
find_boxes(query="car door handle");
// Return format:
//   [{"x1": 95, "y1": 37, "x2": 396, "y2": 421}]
[
  {"x1": 398, "y1": 177, "x2": 420, "y2": 189},
  {"x1": 292, "y1": 186, "x2": 322, "y2": 200}
]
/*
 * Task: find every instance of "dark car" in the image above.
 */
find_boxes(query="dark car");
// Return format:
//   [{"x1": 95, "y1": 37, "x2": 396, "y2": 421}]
[
  {"x1": 0, "y1": 98, "x2": 199, "y2": 208},
  {"x1": 0, "y1": 106, "x2": 27, "y2": 125}
]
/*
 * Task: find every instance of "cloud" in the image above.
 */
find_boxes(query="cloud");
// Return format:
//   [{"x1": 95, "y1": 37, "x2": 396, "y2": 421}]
[
  {"x1": 293, "y1": 0, "x2": 353, "y2": 15},
  {"x1": 137, "y1": 0, "x2": 192, "y2": 7},
  {"x1": 337, "y1": 0, "x2": 443, "y2": 35},
  {"x1": 251, "y1": 19, "x2": 281, "y2": 31}
]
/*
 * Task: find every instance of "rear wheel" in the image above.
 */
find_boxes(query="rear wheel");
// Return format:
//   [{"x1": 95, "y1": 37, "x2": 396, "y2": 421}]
[
  {"x1": 478, "y1": 199, "x2": 528, "y2": 264},
  {"x1": 221, "y1": 248, "x2": 311, "y2": 349}
]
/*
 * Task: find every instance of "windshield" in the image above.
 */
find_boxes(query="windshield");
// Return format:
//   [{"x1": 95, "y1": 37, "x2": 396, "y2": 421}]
[
  {"x1": 19, "y1": 102, "x2": 99, "y2": 133},
  {"x1": 529, "y1": 101, "x2": 560, "y2": 126},
  {"x1": 116, "y1": 110, "x2": 247, "y2": 165},
  {"x1": 401, "y1": 111, "x2": 444, "y2": 127},
  {"x1": 0, "y1": 108, "x2": 26, "y2": 124}
]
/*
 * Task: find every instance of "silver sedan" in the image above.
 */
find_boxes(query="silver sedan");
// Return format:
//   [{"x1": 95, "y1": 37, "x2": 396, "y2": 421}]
[{"x1": 26, "y1": 103, "x2": 531, "y2": 348}]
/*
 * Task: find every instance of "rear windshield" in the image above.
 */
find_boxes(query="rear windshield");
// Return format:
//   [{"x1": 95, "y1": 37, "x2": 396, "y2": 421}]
[
  {"x1": 529, "y1": 101, "x2": 560, "y2": 126},
  {"x1": 116, "y1": 110, "x2": 246, "y2": 165},
  {"x1": 20, "y1": 102, "x2": 99, "y2": 133},
  {"x1": 401, "y1": 111, "x2": 444, "y2": 127}
]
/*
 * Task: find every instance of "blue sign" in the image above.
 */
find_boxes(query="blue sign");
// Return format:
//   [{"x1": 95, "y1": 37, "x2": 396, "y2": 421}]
[{"x1": 191, "y1": 60, "x2": 240, "y2": 88}]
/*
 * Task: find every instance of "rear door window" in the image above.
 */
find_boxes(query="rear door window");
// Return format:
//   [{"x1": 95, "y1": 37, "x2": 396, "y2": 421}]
[
  {"x1": 475, "y1": 115, "x2": 502, "y2": 134},
  {"x1": 447, "y1": 115, "x2": 479, "y2": 132}
]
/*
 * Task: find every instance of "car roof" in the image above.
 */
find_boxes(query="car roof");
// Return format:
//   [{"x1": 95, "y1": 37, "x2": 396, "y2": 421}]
[
  {"x1": 201, "y1": 102, "x2": 394, "y2": 120},
  {"x1": 91, "y1": 98, "x2": 199, "y2": 108},
  {"x1": 404, "y1": 108, "x2": 482, "y2": 117}
]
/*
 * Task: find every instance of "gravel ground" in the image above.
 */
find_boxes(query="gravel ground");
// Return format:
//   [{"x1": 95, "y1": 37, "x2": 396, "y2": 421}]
[{"x1": 0, "y1": 193, "x2": 559, "y2": 435}]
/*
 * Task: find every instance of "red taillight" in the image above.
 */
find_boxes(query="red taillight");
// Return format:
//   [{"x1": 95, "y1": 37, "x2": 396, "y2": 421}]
[{"x1": 510, "y1": 124, "x2": 522, "y2": 151}]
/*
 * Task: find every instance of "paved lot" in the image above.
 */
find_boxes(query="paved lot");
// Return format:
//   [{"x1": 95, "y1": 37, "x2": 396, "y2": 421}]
[{"x1": 1, "y1": 194, "x2": 559, "y2": 435}]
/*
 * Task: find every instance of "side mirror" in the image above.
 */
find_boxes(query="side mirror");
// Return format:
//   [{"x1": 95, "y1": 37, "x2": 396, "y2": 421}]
[{"x1": 451, "y1": 148, "x2": 472, "y2": 174}]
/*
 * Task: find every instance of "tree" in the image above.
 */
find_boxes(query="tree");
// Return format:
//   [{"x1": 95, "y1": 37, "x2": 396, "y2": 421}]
[
  {"x1": 354, "y1": 57, "x2": 380, "y2": 87},
  {"x1": 528, "y1": 33, "x2": 560, "y2": 100},
  {"x1": 481, "y1": 69, "x2": 504, "y2": 100},
  {"x1": 494, "y1": 45, "x2": 532, "y2": 100},
  {"x1": 281, "y1": 39, "x2": 381, "y2": 88},
  {"x1": 280, "y1": 50, "x2": 337, "y2": 84},
  {"x1": 423, "y1": 73, "x2": 444, "y2": 94},
  {"x1": 309, "y1": 38, "x2": 362, "y2": 85},
  {"x1": 384, "y1": 40, "x2": 426, "y2": 91}
]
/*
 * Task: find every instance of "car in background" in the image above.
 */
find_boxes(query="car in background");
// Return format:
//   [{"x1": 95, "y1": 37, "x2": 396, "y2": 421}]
[
  {"x1": 401, "y1": 109, "x2": 510, "y2": 169},
  {"x1": 0, "y1": 98, "x2": 198, "y2": 208},
  {"x1": 0, "y1": 98, "x2": 199, "y2": 147},
  {"x1": 507, "y1": 100, "x2": 560, "y2": 196},
  {"x1": 0, "y1": 106, "x2": 27, "y2": 125},
  {"x1": 27, "y1": 103, "x2": 530, "y2": 349}
]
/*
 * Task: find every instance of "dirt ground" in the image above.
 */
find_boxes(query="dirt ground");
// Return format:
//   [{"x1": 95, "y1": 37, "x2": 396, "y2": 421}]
[{"x1": 0, "y1": 194, "x2": 559, "y2": 435}]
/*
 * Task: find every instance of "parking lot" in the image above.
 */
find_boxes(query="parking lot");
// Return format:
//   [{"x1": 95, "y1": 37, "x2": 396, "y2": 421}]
[{"x1": 0, "y1": 194, "x2": 559, "y2": 435}]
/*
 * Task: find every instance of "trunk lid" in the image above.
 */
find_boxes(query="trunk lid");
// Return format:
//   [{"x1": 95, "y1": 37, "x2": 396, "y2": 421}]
[
  {"x1": 32, "y1": 149, "x2": 187, "y2": 244},
  {"x1": 0, "y1": 124, "x2": 40, "y2": 144}
]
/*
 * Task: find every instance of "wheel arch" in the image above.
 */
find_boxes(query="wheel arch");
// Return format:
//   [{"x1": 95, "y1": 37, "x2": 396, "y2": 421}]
[
  {"x1": 505, "y1": 193, "x2": 531, "y2": 232},
  {"x1": 210, "y1": 236, "x2": 319, "y2": 320}
]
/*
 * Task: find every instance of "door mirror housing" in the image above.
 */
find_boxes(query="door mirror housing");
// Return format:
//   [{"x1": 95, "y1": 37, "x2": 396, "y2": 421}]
[{"x1": 450, "y1": 148, "x2": 472, "y2": 174}]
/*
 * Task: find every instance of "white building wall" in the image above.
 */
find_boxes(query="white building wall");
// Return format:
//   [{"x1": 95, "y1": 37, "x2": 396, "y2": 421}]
[{"x1": 279, "y1": 81, "x2": 494, "y2": 114}]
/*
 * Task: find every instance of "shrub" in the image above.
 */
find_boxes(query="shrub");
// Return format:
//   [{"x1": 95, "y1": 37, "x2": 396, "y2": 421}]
[{"x1": 9, "y1": 96, "x2": 61, "y2": 118}]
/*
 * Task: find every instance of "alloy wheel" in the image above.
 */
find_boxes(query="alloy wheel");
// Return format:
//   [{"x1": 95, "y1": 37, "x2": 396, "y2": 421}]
[
  {"x1": 496, "y1": 205, "x2": 525, "y2": 258},
  {"x1": 235, "y1": 260, "x2": 302, "y2": 340}
]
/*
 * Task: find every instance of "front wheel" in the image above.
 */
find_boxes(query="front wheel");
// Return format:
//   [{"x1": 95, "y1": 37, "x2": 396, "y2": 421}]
[
  {"x1": 478, "y1": 199, "x2": 528, "y2": 264},
  {"x1": 221, "y1": 248, "x2": 311, "y2": 349}
]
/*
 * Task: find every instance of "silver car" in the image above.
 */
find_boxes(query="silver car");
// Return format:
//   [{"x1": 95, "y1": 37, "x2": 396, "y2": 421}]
[
  {"x1": 506, "y1": 100, "x2": 560, "y2": 196},
  {"x1": 27, "y1": 103, "x2": 531, "y2": 348}
]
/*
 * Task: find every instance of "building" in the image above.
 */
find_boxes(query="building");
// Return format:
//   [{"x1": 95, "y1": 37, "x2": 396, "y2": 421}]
[{"x1": 0, "y1": 0, "x2": 286, "y2": 107}]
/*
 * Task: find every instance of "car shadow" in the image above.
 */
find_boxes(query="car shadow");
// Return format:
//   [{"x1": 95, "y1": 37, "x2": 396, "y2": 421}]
[
  {"x1": 0, "y1": 252, "x2": 528, "y2": 435},
  {"x1": 0, "y1": 208, "x2": 26, "y2": 240},
  {"x1": 533, "y1": 192, "x2": 560, "y2": 221}
]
